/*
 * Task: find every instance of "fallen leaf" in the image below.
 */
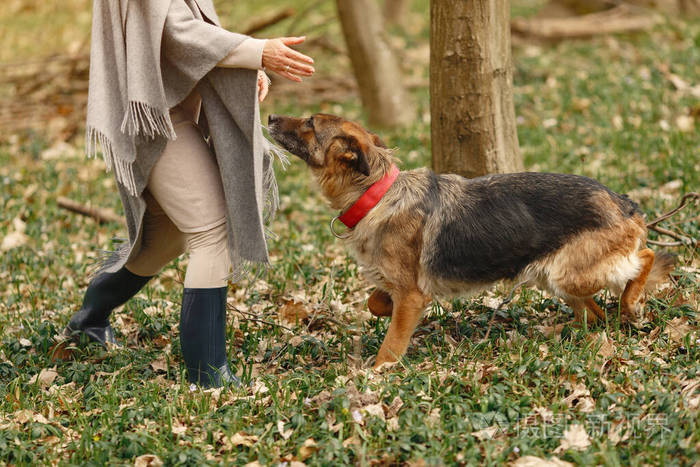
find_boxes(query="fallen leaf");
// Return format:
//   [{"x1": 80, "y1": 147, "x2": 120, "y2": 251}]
[
  {"x1": 361, "y1": 403, "x2": 385, "y2": 421},
  {"x1": 608, "y1": 419, "x2": 630, "y2": 445},
  {"x1": 351, "y1": 409, "x2": 363, "y2": 424},
  {"x1": 385, "y1": 395, "x2": 404, "y2": 418},
  {"x1": 594, "y1": 332, "x2": 615, "y2": 360},
  {"x1": 134, "y1": 454, "x2": 163, "y2": 467},
  {"x1": 387, "y1": 417, "x2": 400, "y2": 431},
  {"x1": 1, "y1": 231, "x2": 29, "y2": 251},
  {"x1": 229, "y1": 432, "x2": 258, "y2": 447},
  {"x1": 298, "y1": 438, "x2": 318, "y2": 461},
  {"x1": 289, "y1": 335, "x2": 304, "y2": 347},
  {"x1": 666, "y1": 316, "x2": 693, "y2": 344},
  {"x1": 32, "y1": 413, "x2": 50, "y2": 424},
  {"x1": 471, "y1": 426, "x2": 498, "y2": 440},
  {"x1": 555, "y1": 424, "x2": 591, "y2": 452},
  {"x1": 676, "y1": 115, "x2": 694, "y2": 132},
  {"x1": 171, "y1": 421, "x2": 187, "y2": 436},
  {"x1": 562, "y1": 383, "x2": 595, "y2": 413},
  {"x1": 278, "y1": 299, "x2": 310, "y2": 325},
  {"x1": 513, "y1": 456, "x2": 573, "y2": 467},
  {"x1": 150, "y1": 357, "x2": 168, "y2": 373},
  {"x1": 14, "y1": 409, "x2": 33, "y2": 424},
  {"x1": 29, "y1": 368, "x2": 58, "y2": 388},
  {"x1": 277, "y1": 420, "x2": 293, "y2": 440}
]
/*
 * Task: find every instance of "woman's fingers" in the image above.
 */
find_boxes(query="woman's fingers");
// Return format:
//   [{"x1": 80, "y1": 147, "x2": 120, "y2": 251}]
[
  {"x1": 286, "y1": 47, "x2": 314, "y2": 65},
  {"x1": 257, "y1": 71, "x2": 269, "y2": 102},
  {"x1": 262, "y1": 37, "x2": 315, "y2": 82},
  {"x1": 285, "y1": 59, "x2": 314, "y2": 76},
  {"x1": 278, "y1": 70, "x2": 303, "y2": 83},
  {"x1": 281, "y1": 36, "x2": 306, "y2": 47}
]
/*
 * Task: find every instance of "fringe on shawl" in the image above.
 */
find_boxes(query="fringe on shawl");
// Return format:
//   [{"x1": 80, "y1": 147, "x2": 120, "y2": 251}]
[
  {"x1": 226, "y1": 138, "x2": 289, "y2": 284},
  {"x1": 120, "y1": 101, "x2": 177, "y2": 140},
  {"x1": 86, "y1": 125, "x2": 138, "y2": 196},
  {"x1": 87, "y1": 101, "x2": 177, "y2": 197},
  {"x1": 90, "y1": 237, "x2": 131, "y2": 278}
]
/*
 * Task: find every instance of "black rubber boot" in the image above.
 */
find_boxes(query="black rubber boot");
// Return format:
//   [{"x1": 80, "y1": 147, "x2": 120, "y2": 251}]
[
  {"x1": 64, "y1": 267, "x2": 153, "y2": 347},
  {"x1": 180, "y1": 287, "x2": 240, "y2": 388}
]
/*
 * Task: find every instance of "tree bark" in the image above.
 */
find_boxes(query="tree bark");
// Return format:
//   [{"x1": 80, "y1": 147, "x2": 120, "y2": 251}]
[
  {"x1": 430, "y1": 0, "x2": 523, "y2": 178},
  {"x1": 336, "y1": 0, "x2": 413, "y2": 128}
]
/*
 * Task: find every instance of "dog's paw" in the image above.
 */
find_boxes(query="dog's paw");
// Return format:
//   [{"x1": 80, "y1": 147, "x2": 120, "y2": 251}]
[{"x1": 372, "y1": 360, "x2": 399, "y2": 374}]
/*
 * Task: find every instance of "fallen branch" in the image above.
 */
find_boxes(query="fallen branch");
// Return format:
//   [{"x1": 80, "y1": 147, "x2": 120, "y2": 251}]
[
  {"x1": 57, "y1": 197, "x2": 123, "y2": 224},
  {"x1": 229, "y1": 305, "x2": 294, "y2": 333},
  {"x1": 646, "y1": 192, "x2": 699, "y2": 227},
  {"x1": 511, "y1": 4, "x2": 658, "y2": 39},
  {"x1": 646, "y1": 192, "x2": 699, "y2": 247},
  {"x1": 242, "y1": 8, "x2": 295, "y2": 36}
]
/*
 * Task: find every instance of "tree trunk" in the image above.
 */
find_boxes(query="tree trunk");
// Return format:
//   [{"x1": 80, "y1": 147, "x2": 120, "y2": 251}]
[
  {"x1": 336, "y1": 0, "x2": 413, "y2": 128},
  {"x1": 430, "y1": 0, "x2": 523, "y2": 178},
  {"x1": 383, "y1": 0, "x2": 407, "y2": 25}
]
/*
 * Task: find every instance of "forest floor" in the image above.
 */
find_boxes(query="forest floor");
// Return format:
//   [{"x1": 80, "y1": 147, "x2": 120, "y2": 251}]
[{"x1": 0, "y1": 0, "x2": 699, "y2": 465}]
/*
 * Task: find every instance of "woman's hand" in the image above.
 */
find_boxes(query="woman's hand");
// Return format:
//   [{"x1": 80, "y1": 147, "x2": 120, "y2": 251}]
[
  {"x1": 257, "y1": 70, "x2": 270, "y2": 102},
  {"x1": 262, "y1": 37, "x2": 315, "y2": 82}
]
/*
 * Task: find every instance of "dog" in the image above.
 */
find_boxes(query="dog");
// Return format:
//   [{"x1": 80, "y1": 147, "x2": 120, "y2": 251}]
[{"x1": 268, "y1": 113, "x2": 675, "y2": 368}]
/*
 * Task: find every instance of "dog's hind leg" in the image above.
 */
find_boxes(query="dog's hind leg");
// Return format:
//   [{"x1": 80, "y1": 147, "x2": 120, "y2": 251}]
[
  {"x1": 368, "y1": 289, "x2": 394, "y2": 317},
  {"x1": 620, "y1": 248, "x2": 655, "y2": 321},
  {"x1": 568, "y1": 297, "x2": 605, "y2": 326},
  {"x1": 374, "y1": 290, "x2": 431, "y2": 368}
]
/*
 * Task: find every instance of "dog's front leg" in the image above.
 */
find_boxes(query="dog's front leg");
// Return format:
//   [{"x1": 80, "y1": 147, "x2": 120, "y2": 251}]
[{"x1": 374, "y1": 290, "x2": 430, "y2": 368}]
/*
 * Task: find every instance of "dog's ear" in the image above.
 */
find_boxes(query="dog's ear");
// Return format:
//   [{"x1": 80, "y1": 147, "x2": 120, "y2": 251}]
[
  {"x1": 370, "y1": 132, "x2": 387, "y2": 149},
  {"x1": 328, "y1": 135, "x2": 371, "y2": 176}
]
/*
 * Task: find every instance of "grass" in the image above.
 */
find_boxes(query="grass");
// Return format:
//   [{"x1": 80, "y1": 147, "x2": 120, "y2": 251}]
[{"x1": 1, "y1": 0, "x2": 699, "y2": 465}]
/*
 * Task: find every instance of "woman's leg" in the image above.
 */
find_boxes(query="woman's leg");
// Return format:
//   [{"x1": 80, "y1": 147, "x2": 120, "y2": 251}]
[
  {"x1": 66, "y1": 193, "x2": 187, "y2": 346},
  {"x1": 147, "y1": 121, "x2": 237, "y2": 387}
]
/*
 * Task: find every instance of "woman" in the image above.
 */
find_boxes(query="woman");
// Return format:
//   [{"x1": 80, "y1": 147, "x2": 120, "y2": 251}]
[{"x1": 65, "y1": 0, "x2": 314, "y2": 388}]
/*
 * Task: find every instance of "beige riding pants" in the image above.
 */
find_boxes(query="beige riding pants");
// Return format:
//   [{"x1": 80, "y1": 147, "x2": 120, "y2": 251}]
[{"x1": 125, "y1": 112, "x2": 231, "y2": 288}]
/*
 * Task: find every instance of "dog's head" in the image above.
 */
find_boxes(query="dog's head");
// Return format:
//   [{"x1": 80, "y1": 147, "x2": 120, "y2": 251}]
[{"x1": 268, "y1": 113, "x2": 395, "y2": 208}]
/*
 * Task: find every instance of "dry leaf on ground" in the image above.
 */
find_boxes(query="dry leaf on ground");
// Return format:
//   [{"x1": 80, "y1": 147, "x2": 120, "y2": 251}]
[
  {"x1": 29, "y1": 367, "x2": 58, "y2": 388},
  {"x1": 513, "y1": 456, "x2": 573, "y2": 467},
  {"x1": 554, "y1": 424, "x2": 591, "y2": 452},
  {"x1": 278, "y1": 299, "x2": 311, "y2": 325},
  {"x1": 562, "y1": 383, "x2": 596, "y2": 413},
  {"x1": 666, "y1": 316, "x2": 693, "y2": 344},
  {"x1": 229, "y1": 432, "x2": 258, "y2": 447},
  {"x1": 298, "y1": 438, "x2": 318, "y2": 461},
  {"x1": 134, "y1": 454, "x2": 163, "y2": 467}
]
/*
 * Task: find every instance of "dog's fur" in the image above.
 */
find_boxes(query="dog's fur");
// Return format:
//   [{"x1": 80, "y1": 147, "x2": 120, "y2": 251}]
[{"x1": 268, "y1": 113, "x2": 675, "y2": 368}]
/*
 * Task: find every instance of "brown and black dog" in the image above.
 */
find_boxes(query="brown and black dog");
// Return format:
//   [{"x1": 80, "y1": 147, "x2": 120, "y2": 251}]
[{"x1": 268, "y1": 113, "x2": 675, "y2": 368}]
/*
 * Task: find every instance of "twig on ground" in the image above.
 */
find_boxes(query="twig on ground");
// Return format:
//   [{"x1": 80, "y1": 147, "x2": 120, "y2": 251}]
[
  {"x1": 229, "y1": 305, "x2": 293, "y2": 333},
  {"x1": 481, "y1": 280, "x2": 528, "y2": 342},
  {"x1": 646, "y1": 192, "x2": 700, "y2": 228},
  {"x1": 511, "y1": 5, "x2": 658, "y2": 40},
  {"x1": 645, "y1": 192, "x2": 699, "y2": 247},
  {"x1": 57, "y1": 197, "x2": 123, "y2": 224}
]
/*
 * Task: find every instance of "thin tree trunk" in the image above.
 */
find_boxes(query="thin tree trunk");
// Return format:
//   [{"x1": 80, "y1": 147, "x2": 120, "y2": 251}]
[
  {"x1": 383, "y1": 0, "x2": 407, "y2": 25},
  {"x1": 336, "y1": 0, "x2": 413, "y2": 128},
  {"x1": 430, "y1": 0, "x2": 523, "y2": 178}
]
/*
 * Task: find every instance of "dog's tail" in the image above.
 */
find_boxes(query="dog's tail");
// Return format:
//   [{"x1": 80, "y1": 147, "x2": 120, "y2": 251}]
[{"x1": 645, "y1": 251, "x2": 676, "y2": 292}]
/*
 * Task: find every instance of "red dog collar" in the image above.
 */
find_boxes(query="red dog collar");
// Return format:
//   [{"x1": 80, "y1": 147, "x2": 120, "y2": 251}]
[{"x1": 336, "y1": 164, "x2": 400, "y2": 230}]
